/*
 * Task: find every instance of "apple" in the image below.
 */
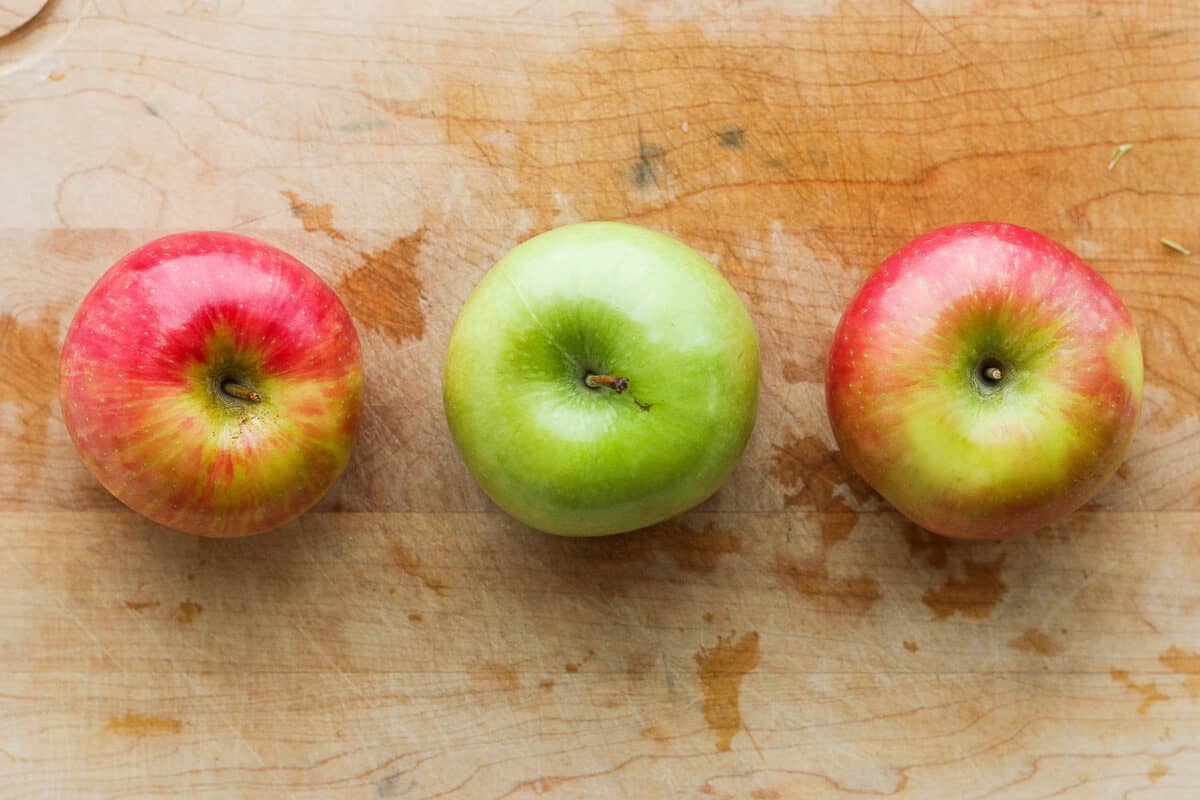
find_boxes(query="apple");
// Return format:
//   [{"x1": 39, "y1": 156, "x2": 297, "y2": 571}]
[
  {"x1": 443, "y1": 222, "x2": 760, "y2": 536},
  {"x1": 826, "y1": 222, "x2": 1143, "y2": 540},
  {"x1": 59, "y1": 232, "x2": 363, "y2": 537}
]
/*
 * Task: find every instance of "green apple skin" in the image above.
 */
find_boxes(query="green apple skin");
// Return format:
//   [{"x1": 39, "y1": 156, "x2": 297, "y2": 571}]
[
  {"x1": 443, "y1": 222, "x2": 760, "y2": 536},
  {"x1": 827, "y1": 222, "x2": 1143, "y2": 541}
]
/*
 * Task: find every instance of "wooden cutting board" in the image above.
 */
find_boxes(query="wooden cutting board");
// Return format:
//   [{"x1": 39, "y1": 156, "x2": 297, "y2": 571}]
[{"x1": 2, "y1": 1, "x2": 1198, "y2": 797}]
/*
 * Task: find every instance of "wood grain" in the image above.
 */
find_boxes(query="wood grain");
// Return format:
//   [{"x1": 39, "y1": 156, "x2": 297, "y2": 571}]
[{"x1": 1, "y1": 0, "x2": 1198, "y2": 796}]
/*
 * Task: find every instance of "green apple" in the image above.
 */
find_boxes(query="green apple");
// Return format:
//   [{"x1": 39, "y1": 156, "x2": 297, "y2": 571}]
[{"x1": 443, "y1": 222, "x2": 760, "y2": 536}]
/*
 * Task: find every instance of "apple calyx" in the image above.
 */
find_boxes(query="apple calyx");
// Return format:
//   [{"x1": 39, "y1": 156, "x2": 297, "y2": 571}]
[
  {"x1": 974, "y1": 356, "x2": 1007, "y2": 394},
  {"x1": 220, "y1": 380, "x2": 263, "y2": 403},
  {"x1": 584, "y1": 373, "x2": 629, "y2": 393}
]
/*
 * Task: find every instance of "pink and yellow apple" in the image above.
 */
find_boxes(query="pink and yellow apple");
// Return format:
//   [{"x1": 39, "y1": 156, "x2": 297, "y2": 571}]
[
  {"x1": 59, "y1": 232, "x2": 363, "y2": 537},
  {"x1": 826, "y1": 222, "x2": 1142, "y2": 540}
]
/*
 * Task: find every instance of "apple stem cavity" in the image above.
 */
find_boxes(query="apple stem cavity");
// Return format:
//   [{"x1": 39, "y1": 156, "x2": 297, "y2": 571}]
[
  {"x1": 585, "y1": 374, "x2": 629, "y2": 394},
  {"x1": 975, "y1": 356, "x2": 1007, "y2": 393},
  {"x1": 221, "y1": 380, "x2": 263, "y2": 403}
]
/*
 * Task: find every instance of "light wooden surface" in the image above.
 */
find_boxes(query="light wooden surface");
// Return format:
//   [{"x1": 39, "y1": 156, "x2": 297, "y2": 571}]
[{"x1": 2, "y1": 1, "x2": 1199, "y2": 797}]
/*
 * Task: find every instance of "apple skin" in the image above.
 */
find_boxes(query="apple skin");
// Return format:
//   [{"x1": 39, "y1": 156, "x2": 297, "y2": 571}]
[
  {"x1": 826, "y1": 222, "x2": 1143, "y2": 540},
  {"x1": 59, "y1": 232, "x2": 363, "y2": 537},
  {"x1": 443, "y1": 222, "x2": 760, "y2": 537}
]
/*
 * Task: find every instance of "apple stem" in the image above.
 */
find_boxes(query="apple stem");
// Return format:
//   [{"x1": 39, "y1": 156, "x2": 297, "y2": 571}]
[
  {"x1": 221, "y1": 381, "x2": 263, "y2": 403},
  {"x1": 585, "y1": 374, "x2": 629, "y2": 393},
  {"x1": 985, "y1": 366, "x2": 1003, "y2": 383}
]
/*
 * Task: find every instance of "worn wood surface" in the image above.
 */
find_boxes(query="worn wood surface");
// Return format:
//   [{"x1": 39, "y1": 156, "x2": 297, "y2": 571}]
[{"x1": 2, "y1": 1, "x2": 1199, "y2": 797}]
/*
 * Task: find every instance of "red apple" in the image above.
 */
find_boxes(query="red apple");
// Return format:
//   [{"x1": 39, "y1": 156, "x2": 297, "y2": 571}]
[
  {"x1": 826, "y1": 222, "x2": 1143, "y2": 540},
  {"x1": 59, "y1": 232, "x2": 363, "y2": 537}
]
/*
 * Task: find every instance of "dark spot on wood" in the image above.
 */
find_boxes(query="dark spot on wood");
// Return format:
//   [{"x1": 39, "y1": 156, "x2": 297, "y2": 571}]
[
  {"x1": 631, "y1": 130, "x2": 666, "y2": 187},
  {"x1": 703, "y1": 612, "x2": 714, "y2": 623},
  {"x1": 176, "y1": 599, "x2": 202, "y2": 624},
  {"x1": 142, "y1": 101, "x2": 161, "y2": 117},
  {"x1": 105, "y1": 713, "x2": 181, "y2": 736},
  {"x1": 281, "y1": 190, "x2": 346, "y2": 241},
  {"x1": 472, "y1": 662, "x2": 519, "y2": 694},
  {"x1": 807, "y1": 147, "x2": 831, "y2": 167},
  {"x1": 626, "y1": 651, "x2": 655, "y2": 681},
  {"x1": 376, "y1": 773, "x2": 417, "y2": 798},
  {"x1": 770, "y1": 434, "x2": 875, "y2": 547},
  {"x1": 717, "y1": 126, "x2": 745, "y2": 149},
  {"x1": 407, "y1": 612, "x2": 423, "y2": 622},
  {"x1": 564, "y1": 661, "x2": 579, "y2": 674},
  {"x1": 900, "y1": 523, "x2": 949, "y2": 569},
  {"x1": 1160, "y1": 645, "x2": 1200, "y2": 675},
  {"x1": 538, "y1": 679, "x2": 555, "y2": 690},
  {"x1": 775, "y1": 556, "x2": 881, "y2": 614},
  {"x1": 903, "y1": 640, "x2": 918, "y2": 653},
  {"x1": 124, "y1": 600, "x2": 160, "y2": 611},
  {"x1": 1111, "y1": 668, "x2": 1168, "y2": 714},
  {"x1": 781, "y1": 358, "x2": 811, "y2": 384},
  {"x1": 392, "y1": 543, "x2": 447, "y2": 596},
  {"x1": 338, "y1": 229, "x2": 427, "y2": 343},
  {"x1": 694, "y1": 631, "x2": 760, "y2": 752},
  {"x1": 1008, "y1": 629, "x2": 1062, "y2": 655},
  {"x1": 631, "y1": 159, "x2": 656, "y2": 187},
  {"x1": 649, "y1": 520, "x2": 741, "y2": 573},
  {"x1": 922, "y1": 554, "x2": 1007, "y2": 619},
  {"x1": 0, "y1": 309, "x2": 63, "y2": 495}
]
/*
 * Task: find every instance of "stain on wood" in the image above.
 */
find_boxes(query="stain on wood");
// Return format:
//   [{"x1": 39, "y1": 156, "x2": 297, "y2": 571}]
[
  {"x1": 563, "y1": 648, "x2": 595, "y2": 674},
  {"x1": 922, "y1": 554, "x2": 1007, "y2": 620},
  {"x1": 1008, "y1": 629, "x2": 1063, "y2": 655},
  {"x1": 104, "y1": 713, "x2": 182, "y2": 736},
  {"x1": 337, "y1": 231, "x2": 427, "y2": 343},
  {"x1": 0, "y1": 309, "x2": 62, "y2": 502},
  {"x1": 1159, "y1": 645, "x2": 1200, "y2": 675},
  {"x1": 282, "y1": 190, "x2": 346, "y2": 241},
  {"x1": 2, "y1": 1, "x2": 1199, "y2": 795},
  {"x1": 473, "y1": 662, "x2": 519, "y2": 695},
  {"x1": 774, "y1": 556, "x2": 881, "y2": 615},
  {"x1": 780, "y1": 358, "x2": 809, "y2": 384},
  {"x1": 175, "y1": 599, "x2": 202, "y2": 624},
  {"x1": 900, "y1": 524, "x2": 950, "y2": 570},
  {"x1": 716, "y1": 126, "x2": 745, "y2": 149},
  {"x1": 1111, "y1": 668, "x2": 1169, "y2": 715},
  {"x1": 123, "y1": 600, "x2": 160, "y2": 611},
  {"x1": 770, "y1": 435, "x2": 875, "y2": 548},
  {"x1": 645, "y1": 520, "x2": 742, "y2": 574},
  {"x1": 375, "y1": 773, "x2": 416, "y2": 798},
  {"x1": 694, "y1": 631, "x2": 760, "y2": 752},
  {"x1": 392, "y1": 543, "x2": 447, "y2": 596}
]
